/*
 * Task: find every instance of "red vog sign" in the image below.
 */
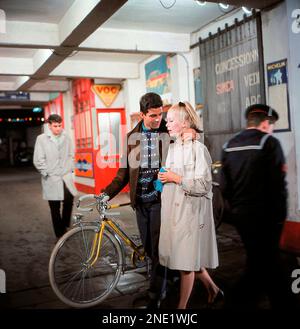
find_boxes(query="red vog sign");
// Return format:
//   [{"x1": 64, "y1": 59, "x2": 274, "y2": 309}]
[{"x1": 92, "y1": 84, "x2": 121, "y2": 107}]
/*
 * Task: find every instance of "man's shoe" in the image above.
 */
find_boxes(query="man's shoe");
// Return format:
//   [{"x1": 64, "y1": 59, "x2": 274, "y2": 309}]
[{"x1": 147, "y1": 298, "x2": 161, "y2": 309}]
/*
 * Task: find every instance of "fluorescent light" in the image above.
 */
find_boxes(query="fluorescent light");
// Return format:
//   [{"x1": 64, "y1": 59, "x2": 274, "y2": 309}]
[
  {"x1": 219, "y1": 3, "x2": 230, "y2": 10},
  {"x1": 242, "y1": 7, "x2": 252, "y2": 14},
  {"x1": 195, "y1": 1, "x2": 207, "y2": 6}
]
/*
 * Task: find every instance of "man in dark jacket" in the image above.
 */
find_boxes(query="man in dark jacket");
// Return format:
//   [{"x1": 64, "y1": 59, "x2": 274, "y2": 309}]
[
  {"x1": 220, "y1": 104, "x2": 296, "y2": 309},
  {"x1": 102, "y1": 92, "x2": 171, "y2": 308}
]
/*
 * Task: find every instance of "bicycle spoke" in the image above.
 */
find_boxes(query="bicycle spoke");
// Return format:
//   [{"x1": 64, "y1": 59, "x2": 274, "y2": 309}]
[
  {"x1": 61, "y1": 269, "x2": 85, "y2": 297},
  {"x1": 55, "y1": 269, "x2": 83, "y2": 282},
  {"x1": 86, "y1": 267, "x2": 97, "y2": 300},
  {"x1": 75, "y1": 229, "x2": 93, "y2": 261},
  {"x1": 73, "y1": 271, "x2": 87, "y2": 302},
  {"x1": 50, "y1": 227, "x2": 122, "y2": 307},
  {"x1": 81, "y1": 228, "x2": 92, "y2": 260}
]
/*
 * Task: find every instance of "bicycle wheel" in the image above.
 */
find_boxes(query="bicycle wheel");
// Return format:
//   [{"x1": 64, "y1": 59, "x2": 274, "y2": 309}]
[
  {"x1": 49, "y1": 225, "x2": 123, "y2": 308},
  {"x1": 212, "y1": 183, "x2": 224, "y2": 230}
]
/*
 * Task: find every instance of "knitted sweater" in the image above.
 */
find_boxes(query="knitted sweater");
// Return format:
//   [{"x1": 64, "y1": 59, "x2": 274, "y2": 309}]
[{"x1": 135, "y1": 125, "x2": 160, "y2": 203}]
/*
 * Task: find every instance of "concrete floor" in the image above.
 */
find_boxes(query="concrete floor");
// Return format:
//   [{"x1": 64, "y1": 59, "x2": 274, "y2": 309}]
[{"x1": 0, "y1": 166, "x2": 299, "y2": 310}]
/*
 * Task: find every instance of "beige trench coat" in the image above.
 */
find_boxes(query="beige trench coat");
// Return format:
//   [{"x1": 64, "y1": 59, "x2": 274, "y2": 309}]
[
  {"x1": 33, "y1": 130, "x2": 77, "y2": 201},
  {"x1": 159, "y1": 139, "x2": 219, "y2": 271}
]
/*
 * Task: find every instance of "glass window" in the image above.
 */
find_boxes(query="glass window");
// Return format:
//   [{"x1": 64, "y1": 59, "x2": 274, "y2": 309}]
[
  {"x1": 98, "y1": 113, "x2": 110, "y2": 156},
  {"x1": 98, "y1": 112, "x2": 121, "y2": 156},
  {"x1": 109, "y1": 112, "x2": 120, "y2": 154}
]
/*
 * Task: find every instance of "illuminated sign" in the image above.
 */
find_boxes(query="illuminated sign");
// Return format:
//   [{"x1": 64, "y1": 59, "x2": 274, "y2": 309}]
[{"x1": 91, "y1": 85, "x2": 121, "y2": 107}]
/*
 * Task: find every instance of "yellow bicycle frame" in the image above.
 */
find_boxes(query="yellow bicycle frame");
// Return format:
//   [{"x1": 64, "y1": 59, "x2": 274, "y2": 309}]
[{"x1": 85, "y1": 205, "x2": 146, "y2": 268}]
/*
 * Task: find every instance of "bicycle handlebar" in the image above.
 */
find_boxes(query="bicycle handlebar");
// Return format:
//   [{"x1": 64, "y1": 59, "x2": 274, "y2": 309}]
[
  {"x1": 78, "y1": 194, "x2": 96, "y2": 202},
  {"x1": 76, "y1": 194, "x2": 123, "y2": 216},
  {"x1": 76, "y1": 194, "x2": 96, "y2": 212}
]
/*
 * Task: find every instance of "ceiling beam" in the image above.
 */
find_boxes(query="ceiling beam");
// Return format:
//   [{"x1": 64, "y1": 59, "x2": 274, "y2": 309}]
[
  {"x1": 0, "y1": 82, "x2": 15, "y2": 91},
  {"x1": 0, "y1": 78, "x2": 69, "y2": 92},
  {"x1": 14, "y1": 76, "x2": 30, "y2": 90},
  {"x1": 51, "y1": 59, "x2": 139, "y2": 79},
  {"x1": 0, "y1": 51, "x2": 148, "y2": 85},
  {"x1": 16, "y1": 0, "x2": 128, "y2": 91},
  {"x1": 81, "y1": 29, "x2": 190, "y2": 54},
  {"x1": 0, "y1": 26, "x2": 190, "y2": 54},
  {"x1": 0, "y1": 21, "x2": 59, "y2": 48},
  {"x1": 0, "y1": 57, "x2": 33, "y2": 75},
  {"x1": 27, "y1": 80, "x2": 69, "y2": 92},
  {"x1": 59, "y1": 0, "x2": 127, "y2": 46}
]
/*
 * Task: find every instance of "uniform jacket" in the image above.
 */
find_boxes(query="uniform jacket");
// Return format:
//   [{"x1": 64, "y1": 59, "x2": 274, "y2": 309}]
[
  {"x1": 33, "y1": 129, "x2": 77, "y2": 201},
  {"x1": 220, "y1": 128, "x2": 287, "y2": 223},
  {"x1": 102, "y1": 120, "x2": 169, "y2": 208}
]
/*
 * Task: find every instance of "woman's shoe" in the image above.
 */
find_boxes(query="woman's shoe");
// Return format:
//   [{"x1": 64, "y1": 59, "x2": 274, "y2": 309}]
[{"x1": 207, "y1": 289, "x2": 224, "y2": 308}]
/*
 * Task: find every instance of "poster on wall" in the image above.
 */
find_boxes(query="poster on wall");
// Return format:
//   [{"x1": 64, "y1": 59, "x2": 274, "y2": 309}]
[
  {"x1": 75, "y1": 153, "x2": 93, "y2": 178},
  {"x1": 145, "y1": 55, "x2": 172, "y2": 105},
  {"x1": 267, "y1": 59, "x2": 291, "y2": 131}
]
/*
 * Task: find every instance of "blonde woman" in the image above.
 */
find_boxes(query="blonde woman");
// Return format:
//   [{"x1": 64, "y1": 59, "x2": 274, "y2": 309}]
[{"x1": 158, "y1": 102, "x2": 220, "y2": 309}]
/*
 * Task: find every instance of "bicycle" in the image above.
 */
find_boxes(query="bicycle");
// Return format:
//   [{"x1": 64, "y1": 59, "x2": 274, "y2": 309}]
[{"x1": 49, "y1": 194, "x2": 147, "y2": 308}]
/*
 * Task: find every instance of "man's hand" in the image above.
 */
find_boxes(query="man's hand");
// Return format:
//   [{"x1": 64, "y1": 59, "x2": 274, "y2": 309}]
[
  {"x1": 99, "y1": 192, "x2": 110, "y2": 201},
  {"x1": 158, "y1": 169, "x2": 182, "y2": 184},
  {"x1": 182, "y1": 128, "x2": 201, "y2": 142}
]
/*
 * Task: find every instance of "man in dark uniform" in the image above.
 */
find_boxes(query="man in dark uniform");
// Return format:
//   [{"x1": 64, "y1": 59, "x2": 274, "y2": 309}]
[{"x1": 220, "y1": 104, "x2": 296, "y2": 309}]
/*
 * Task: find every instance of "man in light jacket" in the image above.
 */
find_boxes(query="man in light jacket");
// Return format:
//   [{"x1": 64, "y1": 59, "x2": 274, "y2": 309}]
[{"x1": 34, "y1": 114, "x2": 77, "y2": 238}]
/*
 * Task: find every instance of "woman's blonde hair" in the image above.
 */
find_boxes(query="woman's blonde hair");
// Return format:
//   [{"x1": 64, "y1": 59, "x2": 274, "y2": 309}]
[{"x1": 169, "y1": 101, "x2": 201, "y2": 130}]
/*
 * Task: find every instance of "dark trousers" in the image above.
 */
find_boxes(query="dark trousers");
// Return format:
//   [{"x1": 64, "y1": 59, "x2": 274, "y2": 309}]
[
  {"x1": 229, "y1": 214, "x2": 297, "y2": 310},
  {"x1": 135, "y1": 201, "x2": 166, "y2": 299},
  {"x1": 48, "y1": 184, "x2": 74, "y2": 238}
]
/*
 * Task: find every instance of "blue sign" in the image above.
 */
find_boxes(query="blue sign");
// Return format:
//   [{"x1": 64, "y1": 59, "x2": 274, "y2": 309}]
[
  {"x1": 267, "y1": 59, "x2": 287, "y2": 86},
  {"x1": 0, "y1": 91, "x2": 30, "y2": 101}
]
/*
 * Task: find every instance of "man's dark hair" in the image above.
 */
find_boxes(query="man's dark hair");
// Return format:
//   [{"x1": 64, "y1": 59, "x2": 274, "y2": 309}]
[
  {"x1": 247, "y1": 112, "x2": 271, "y2": 127},
  {"x1": 245, "y1": 104, "x2": 278, "y2": 128},
  {"x1": 47, "y1": 114, "x2": 62, "y2": 124},
  {"x1": 139, "y1": 92, "x2": 163, "y2": 114}
]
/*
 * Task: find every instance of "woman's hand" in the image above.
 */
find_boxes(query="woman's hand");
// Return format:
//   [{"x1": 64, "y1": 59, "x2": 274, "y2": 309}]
[{"x1": 158, "y1": 169, "x2": 182, "y2": 184}]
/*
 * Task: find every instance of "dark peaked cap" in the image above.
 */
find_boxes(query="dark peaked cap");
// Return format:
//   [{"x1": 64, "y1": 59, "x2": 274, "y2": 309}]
[{"x1": 245, "y1": 104, "x2": 279, "y2": 121}]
